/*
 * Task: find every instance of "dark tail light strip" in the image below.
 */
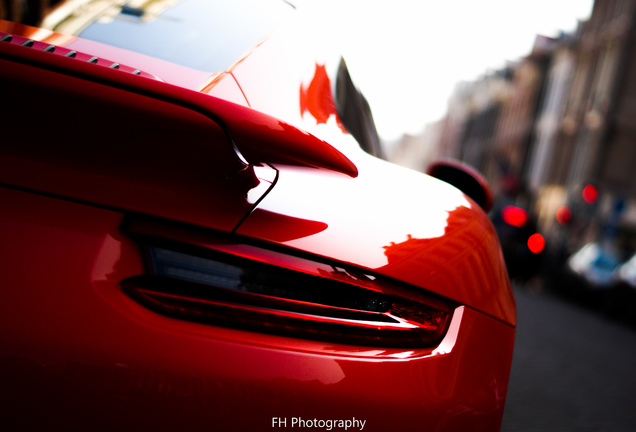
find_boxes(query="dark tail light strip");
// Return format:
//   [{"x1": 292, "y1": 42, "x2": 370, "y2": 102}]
[{"x1": 123, "y1": 218, "x2": 453, "y2": 348}]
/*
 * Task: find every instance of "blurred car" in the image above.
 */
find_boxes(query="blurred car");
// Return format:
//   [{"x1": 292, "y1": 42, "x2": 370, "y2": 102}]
[
  {"x1": 0, "y1": 1, "x2": 515, "y2": 430},
  {"x1": 564, "y1": 242, "x2": 624, "y2": 304},
  {"x1": 604, "y1": 252, "x2": 636, "y2": 326},
  {"x1": 564, "y1": 242, "x2": 636, "y2": 326},
  {"x1": 615, "y1": 252, "x2": 636, "y2": 288}
]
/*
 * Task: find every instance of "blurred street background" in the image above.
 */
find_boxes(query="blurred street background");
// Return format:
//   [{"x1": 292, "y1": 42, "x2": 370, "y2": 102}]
[{"x1": 381, "y1": 1, "x2": 636, "y2": 430}]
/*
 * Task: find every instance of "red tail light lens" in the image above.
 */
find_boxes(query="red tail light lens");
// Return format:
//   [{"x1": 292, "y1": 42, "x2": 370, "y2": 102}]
[{"x1": 122, "y1": 245, "x2": 452, "y2": 347}]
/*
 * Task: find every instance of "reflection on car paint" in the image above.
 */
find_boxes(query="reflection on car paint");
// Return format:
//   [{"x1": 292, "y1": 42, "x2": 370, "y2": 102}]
[{"x1": 300, "y1": 63, "x2": 347, "y2": 133}]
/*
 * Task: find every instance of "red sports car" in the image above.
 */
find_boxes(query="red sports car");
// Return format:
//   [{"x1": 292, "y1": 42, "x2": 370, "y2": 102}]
[{"x1": 0, "y1": 1, "x2": 515, "y2": 430}]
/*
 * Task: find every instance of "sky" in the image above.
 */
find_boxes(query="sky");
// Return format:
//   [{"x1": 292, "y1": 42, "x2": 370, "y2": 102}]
[{"x1": 328, "y1": 1, "x2": 595, "y2": 141}]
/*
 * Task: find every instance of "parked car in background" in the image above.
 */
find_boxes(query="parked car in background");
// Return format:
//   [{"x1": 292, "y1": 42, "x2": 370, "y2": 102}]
[
  {"x1": 615, "y1": 252, "x2": 636, "y2": 288},
  {"x1": 0, "y1": 1, "x2": 515, "y2": 430},
  {"x1": 604, "y1": 252, "x2": 636, "y2": 326},
  {"x1": 563, "y1": 242, "x2": 624, "y2": 304}
]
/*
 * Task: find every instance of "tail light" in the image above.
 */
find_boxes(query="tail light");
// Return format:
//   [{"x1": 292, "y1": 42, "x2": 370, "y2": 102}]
[{"x1": 122, "y1": 221, "x2": 452, "y2": 347}]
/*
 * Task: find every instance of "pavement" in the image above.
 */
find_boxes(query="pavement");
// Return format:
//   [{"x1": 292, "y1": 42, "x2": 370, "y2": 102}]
[{"x1": 500, "y1": 284, "x2": 636, "y2": 432}]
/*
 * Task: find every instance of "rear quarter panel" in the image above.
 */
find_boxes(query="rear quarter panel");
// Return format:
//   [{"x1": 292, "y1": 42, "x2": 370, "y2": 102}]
[{"x1": 0, "y1": 186, "x2": 514, "y2": 431}]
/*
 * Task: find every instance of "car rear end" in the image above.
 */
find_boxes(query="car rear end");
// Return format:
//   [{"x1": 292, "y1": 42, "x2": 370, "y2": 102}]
[{"x1": 0, "y1": 2, "x2": 515, "y2": 430}]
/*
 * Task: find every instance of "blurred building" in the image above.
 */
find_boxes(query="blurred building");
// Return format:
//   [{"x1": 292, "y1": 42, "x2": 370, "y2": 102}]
[
  {"x1": 435, "y1": 38, "x2": 552, "y2": 199},
  {"x1": 486, "y1": 42, "x2": 552, "y2": 197},
  {"x1": 388, "y1": 121, "x2": 443, "y2": 172},
  {"x1": 528, "y1": 0, "x2": 636, "y2": 250},
  {"x1": 424, "y1": 0, "x2": 636, "y2": 254},
  {"x1": 1, "y1": 1, "x2": 65, "y2": 26}
]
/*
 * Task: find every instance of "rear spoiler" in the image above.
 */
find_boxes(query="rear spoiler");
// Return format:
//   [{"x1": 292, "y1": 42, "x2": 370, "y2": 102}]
[{"x1": 0, "y1": 29, "x2": 358, "y2": 178}]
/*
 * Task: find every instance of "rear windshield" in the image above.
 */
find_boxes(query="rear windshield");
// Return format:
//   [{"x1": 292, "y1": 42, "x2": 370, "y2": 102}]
[{"x1": 79, "y1": 0, "x2": 294, "y2": 73}]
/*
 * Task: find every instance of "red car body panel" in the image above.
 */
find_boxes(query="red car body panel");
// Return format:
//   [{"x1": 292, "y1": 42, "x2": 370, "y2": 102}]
[
  {"x1": 0, "y1": 4, "x2": 515, "y2": 430},
  {"x1": 224, "y1": 21, "x2": 514, "y2": 325},
  {"x1": 1, "y1": 187, "x2": 514, "y2": 431},
  {"x1": 0, "y1": 27, "x2": 357, "y2": 233},
  {"x1": 237, "y1": 161, "x2": 515, "y2": 326}
]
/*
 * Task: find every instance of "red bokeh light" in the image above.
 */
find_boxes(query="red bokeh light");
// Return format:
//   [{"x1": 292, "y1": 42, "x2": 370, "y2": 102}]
[
  {"x1": 582, "y1": 184, "x2": 598, "y2": 204},
  {"x1": 556, "y1": 206, "x2": 572, "y2": 225},
  {"x1": 502, "y1": 206, "x2": 528, "y2": 228},
  {"x1": 527, "y1": 233, "x2": 545, "y2": 254}
]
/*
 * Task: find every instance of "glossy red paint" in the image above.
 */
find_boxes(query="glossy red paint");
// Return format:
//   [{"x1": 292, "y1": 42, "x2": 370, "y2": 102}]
[
  {"x1": 199, "y1": 72, "x2": 251, "y2": 106},
  {"x1": 0, "y1": 27, "x2": 358, "y2": 177},
  {"x1": 237, "y1": 157, "x2": 515, "y2": 327},
  {"x1": 224, "y1": 18, "x2": 513, "y2": 326},
  {"x1": 299, "y1": 63, "x2": 346, "y2": 133},
  {"x1": 1, "y1": 187, "x2": 514, "y2": 431},
  {"x1": 1, "y1": 5, "x2": 515, "y2": 431},
  {"x1": 1, "y1": 29, "x2": 358, "y2": 236},
  {"x1": 0, "y1": 43, "x2": 254, "y2": 232},
  {"x1": 227, "y1": 13, "x2": 355, "y2": 152}
]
